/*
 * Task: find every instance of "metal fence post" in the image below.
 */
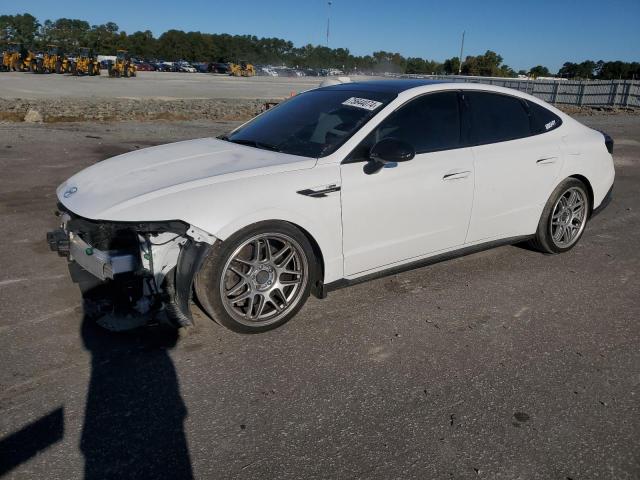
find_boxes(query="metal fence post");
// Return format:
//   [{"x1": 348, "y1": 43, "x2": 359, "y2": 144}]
[
  {"x1": 624, "y1": 81, "x2": 631, "y2": 107},
  {"x1": 552, "y1": 82, "x2": 560, "y2": 104},
  {"x1": 578, "y1": 83, "x2": 585, "y2": 106},
  {"x1": 610, "y1": 82, "x2": 618, "y2": 106}
]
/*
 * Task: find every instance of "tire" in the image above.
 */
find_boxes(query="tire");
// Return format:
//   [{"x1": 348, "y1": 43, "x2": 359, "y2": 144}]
[
  {"x1": 195, "y1": 221, "x2": 317, "y2": 333},
  {"x1": 529, "y1": 178, "x2": 590, "y2": 254},
  {"x1": 55, "y1": 61, "x2": 62, "y2": 74}
]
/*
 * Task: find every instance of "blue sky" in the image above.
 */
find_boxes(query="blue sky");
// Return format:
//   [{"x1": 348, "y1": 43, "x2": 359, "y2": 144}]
[{"x1": 5, "y1": 0, "x2": 639, "y2": 72}]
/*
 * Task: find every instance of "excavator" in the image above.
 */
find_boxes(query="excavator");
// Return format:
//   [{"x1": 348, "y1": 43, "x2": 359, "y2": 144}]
[
  {"x1": 229, "y1": 60, "x2": 255, "y2": 77},
  {"x1": 108, "y1": 50, "x2": 136, "y2": 77}
]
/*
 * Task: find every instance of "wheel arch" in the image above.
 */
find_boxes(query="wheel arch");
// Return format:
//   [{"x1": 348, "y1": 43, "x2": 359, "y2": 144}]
[
  {"x1": 213, "y1": 214, "x2": 328, "y2": 299},
  {"x1": 568, "y1": 174, "x2": 594, "y2": 214}
]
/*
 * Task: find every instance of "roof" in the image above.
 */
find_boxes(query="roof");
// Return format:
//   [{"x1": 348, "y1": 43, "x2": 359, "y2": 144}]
[{"x1": 316, "y1": 79, "x2": 446, "y2": 94}]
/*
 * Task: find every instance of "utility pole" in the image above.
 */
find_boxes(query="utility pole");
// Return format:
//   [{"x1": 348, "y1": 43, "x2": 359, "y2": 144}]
[
  {"x1": 326, "y1": 1, "x2": 332, "y2": 47},
  {"x1": 458, "y1": 30, "x2": 465, "y2": 75}
]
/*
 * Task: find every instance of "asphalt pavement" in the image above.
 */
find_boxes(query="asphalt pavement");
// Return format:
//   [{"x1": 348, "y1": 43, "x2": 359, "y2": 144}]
[{"x1": 0, "y1": 115, "x2": 638, "y2": 479}]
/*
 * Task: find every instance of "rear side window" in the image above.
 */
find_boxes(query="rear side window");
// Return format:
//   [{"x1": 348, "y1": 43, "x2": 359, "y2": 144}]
[
  {"x1": 465, "y1": 91, "x2": 531, "y2": 145},
  {"x1": 527, "y1": 101, "x2": 562, "y2": 135}
]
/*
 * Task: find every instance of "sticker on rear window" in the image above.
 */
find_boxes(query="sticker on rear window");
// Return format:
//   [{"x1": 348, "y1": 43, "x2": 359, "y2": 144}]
[
  {"x1": 545, "y1": 119, "x2": 557, "y2": 130},
  {"x1": 342, "y1": 97, "x2": 383, "y2": 111}
]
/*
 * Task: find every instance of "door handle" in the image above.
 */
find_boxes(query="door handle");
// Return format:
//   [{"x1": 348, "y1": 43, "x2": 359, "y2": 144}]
[
  {"x1": 536, "y1": 156, "x2": 558, "y2": 165},
  {"x1": 443, "y1": 170, "x2": 471, "y2": 180}
]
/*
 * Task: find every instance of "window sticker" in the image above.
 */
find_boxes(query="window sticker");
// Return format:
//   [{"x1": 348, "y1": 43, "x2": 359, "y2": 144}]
[
  {"x1": 545, "y1": 119, "x2": 557, "y2": 130},
  {"x1": 342, "y1": 97, "x2": 384, "y2": 111}
]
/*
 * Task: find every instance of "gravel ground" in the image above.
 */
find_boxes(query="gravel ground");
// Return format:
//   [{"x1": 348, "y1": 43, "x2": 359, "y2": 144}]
[
  {"x1": 0, "y1": 71, "x2": 326, "y2": 100},
  {"x1": 1, "y1": 72, "x2": 636, "y2": 123},
  {"x1": 0, "y1": 115, "x2": 638, "y2": 479}
]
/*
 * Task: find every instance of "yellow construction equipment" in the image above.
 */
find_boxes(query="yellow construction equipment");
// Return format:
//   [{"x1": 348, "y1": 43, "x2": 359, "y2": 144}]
[
  {"x1": 34, "y1": 45, "x2": 66, "y2": 74},
  {"x1": 71, "y1": 47, "x2": 100, "y2": 76},
  {"x1": 108, "y1": 50, "x2": 136, "y2": 77},
  {"x1": 1, "y1": 43, "x2": 23, "y2": 71},
  {"x1": 21, "y1": 50, "x2": 38, "y2": 72},
  {"x1": 229, "y1": 61, "x2": 255, "y2": 77}
]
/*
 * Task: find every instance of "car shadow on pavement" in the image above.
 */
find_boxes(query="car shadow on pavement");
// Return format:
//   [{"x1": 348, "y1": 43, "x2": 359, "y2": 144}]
[{"x1": 80, "y1": 313, "x2": 193, "y2": 480}]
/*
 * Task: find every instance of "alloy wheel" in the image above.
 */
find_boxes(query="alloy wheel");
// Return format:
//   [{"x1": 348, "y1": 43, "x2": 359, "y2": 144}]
[
  {"x1": 550, "y1": 187, "x2": 587, "y2": 248},
  {"x1": 219, "y1": 233, "x2": 309, "y2": 327}
]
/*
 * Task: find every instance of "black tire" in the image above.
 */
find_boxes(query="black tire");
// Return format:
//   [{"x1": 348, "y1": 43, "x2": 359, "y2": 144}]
[
  {"x1": 195, "y1": 221, "x2": 317, "y2": 333},
  {"x1": 529, "y1": 178, "x2": 590, "y2": 254},
  {"x1": 55, "y1": 60, "x2": 62, "y2": 74}
]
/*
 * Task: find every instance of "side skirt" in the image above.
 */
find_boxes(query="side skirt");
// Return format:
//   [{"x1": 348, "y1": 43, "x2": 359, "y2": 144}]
[{"x1": 321, "y1": 235, "x2": 534, "y2": 297}]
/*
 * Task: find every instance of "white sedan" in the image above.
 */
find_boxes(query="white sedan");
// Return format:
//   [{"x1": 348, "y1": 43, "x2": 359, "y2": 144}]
[{"x1": 48, "y1": 80, "x2": 615, "y2": 332}]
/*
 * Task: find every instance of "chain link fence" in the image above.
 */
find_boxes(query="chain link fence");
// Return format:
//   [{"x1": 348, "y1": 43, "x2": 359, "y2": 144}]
[{"x1": 402, "y1": 75, "x2": 640, "y2": 108}]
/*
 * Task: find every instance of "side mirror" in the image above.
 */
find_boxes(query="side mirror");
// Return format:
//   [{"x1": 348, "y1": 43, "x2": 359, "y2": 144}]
[{"x1": 365, "y1": 138, "x2": 415, "y2": 174}]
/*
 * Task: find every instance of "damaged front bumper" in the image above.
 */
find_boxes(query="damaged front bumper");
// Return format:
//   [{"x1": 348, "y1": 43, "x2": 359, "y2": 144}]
[{"x1": 47, "y1": 205, "x2": 214, "y2": 329}]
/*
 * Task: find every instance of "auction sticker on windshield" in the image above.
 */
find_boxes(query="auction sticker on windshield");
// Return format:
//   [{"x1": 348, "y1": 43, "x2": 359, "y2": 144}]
[{"x1": 342, "y1": 97, "x2": 384, "y2": 111}]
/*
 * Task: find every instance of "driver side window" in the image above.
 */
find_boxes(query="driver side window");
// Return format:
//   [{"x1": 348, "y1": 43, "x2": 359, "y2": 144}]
[{"x1": 347, "y1": 91, "x2": 462, "y2": 162}]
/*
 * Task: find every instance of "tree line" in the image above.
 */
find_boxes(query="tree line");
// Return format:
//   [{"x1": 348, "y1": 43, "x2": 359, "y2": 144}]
[{"x1": 1, "y1": 13, "x2": 638, "y2": 79}]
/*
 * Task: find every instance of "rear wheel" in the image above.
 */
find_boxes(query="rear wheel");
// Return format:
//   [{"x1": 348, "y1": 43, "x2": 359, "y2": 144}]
[
  {"x1": 529, "y1": 178, "x2": 590, "y2": 254},
  {"x1": 195, "y1": 222, "x2": 316, "y2": 333}
]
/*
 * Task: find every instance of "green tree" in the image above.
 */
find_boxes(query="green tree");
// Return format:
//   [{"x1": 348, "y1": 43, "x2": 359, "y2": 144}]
[
  {"x1": 46, "y1": 18, "x2": 91, "y2": 51},
  {"x1": 443, "y1": 57, "x2": 460, "y2": 74},
  {"x1": 0, "y1": 13, "x2": 39, "y2": 44},
  {"x1": 528, "y1": 65, "x2": 550, "y2": 78}
]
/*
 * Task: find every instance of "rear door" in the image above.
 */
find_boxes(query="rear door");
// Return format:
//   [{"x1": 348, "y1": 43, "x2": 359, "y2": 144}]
[
  {"x1": 340, "y1": 91, "x2": 475, "y2": 275},
  {"x1": 463, "y1": 91, "x2": 564, "y2": 242}
]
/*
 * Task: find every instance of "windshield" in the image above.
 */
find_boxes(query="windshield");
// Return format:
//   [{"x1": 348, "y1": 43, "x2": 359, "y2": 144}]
[{"x1": 223, "y1": 89, "x2": 396, "y2": 158}]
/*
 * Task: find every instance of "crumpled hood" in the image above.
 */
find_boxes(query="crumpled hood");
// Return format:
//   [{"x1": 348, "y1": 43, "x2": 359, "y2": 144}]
[{"x1": 57, "y1": 137, "x2": 315, "y2": 220}]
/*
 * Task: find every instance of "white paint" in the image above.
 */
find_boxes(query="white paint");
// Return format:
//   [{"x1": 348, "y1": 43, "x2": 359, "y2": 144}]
[{"x1": 56, "y1": 82, "x2": 615, "y2": 286}]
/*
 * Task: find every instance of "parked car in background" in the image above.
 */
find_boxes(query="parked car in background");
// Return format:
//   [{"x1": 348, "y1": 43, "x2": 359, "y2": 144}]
[
  {"x1": 209, "y1": 62, "x2": 231, "y2": 74},
  {"x1": 175, "y1": 61, "x2": 197, "y2": 73},
  {"x1": 193, "y1": 62, "x2": 209, "y2": 73},
  {"x1": 154, "y1": 61, "x2": 175, "y2": 72},
  {"x1": 48, "y1": 80, "x2": 614, "y2": 334},
  {"x1": 134, "y1": 62, "x2": 155, "y2": 71}
]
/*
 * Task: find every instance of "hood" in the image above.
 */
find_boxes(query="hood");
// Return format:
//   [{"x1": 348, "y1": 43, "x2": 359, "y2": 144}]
[{"x1": 57, "y1": 137, "x2": 316, "y2": 220}]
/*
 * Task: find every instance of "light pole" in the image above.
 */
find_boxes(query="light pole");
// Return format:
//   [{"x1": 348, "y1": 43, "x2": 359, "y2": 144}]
[
  {"x1": 326, "y1": 1, "x2": 332, "y2": 48},
  {"x1": 458, "y1": 30, "x2": 465, "y2": 75}
]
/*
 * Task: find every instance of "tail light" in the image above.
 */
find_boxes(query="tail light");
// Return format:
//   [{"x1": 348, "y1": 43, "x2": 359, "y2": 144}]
[{"x1": 600, "y1": 131, "x2": 614, "y2": 154}]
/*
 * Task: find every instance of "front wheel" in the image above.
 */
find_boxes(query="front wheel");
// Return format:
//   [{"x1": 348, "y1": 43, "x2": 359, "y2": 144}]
[
  {"x1": 529, "y1": 178, "x2": 590, "y2": 254},
  {"x1": 195, "y1": 222, "x2": 316, "y2": 333}
]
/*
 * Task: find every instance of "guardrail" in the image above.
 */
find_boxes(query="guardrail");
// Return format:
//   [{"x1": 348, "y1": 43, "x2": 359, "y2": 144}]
[{"x1": 402, "y1": 74, "x2": 640, "y2": 108}]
